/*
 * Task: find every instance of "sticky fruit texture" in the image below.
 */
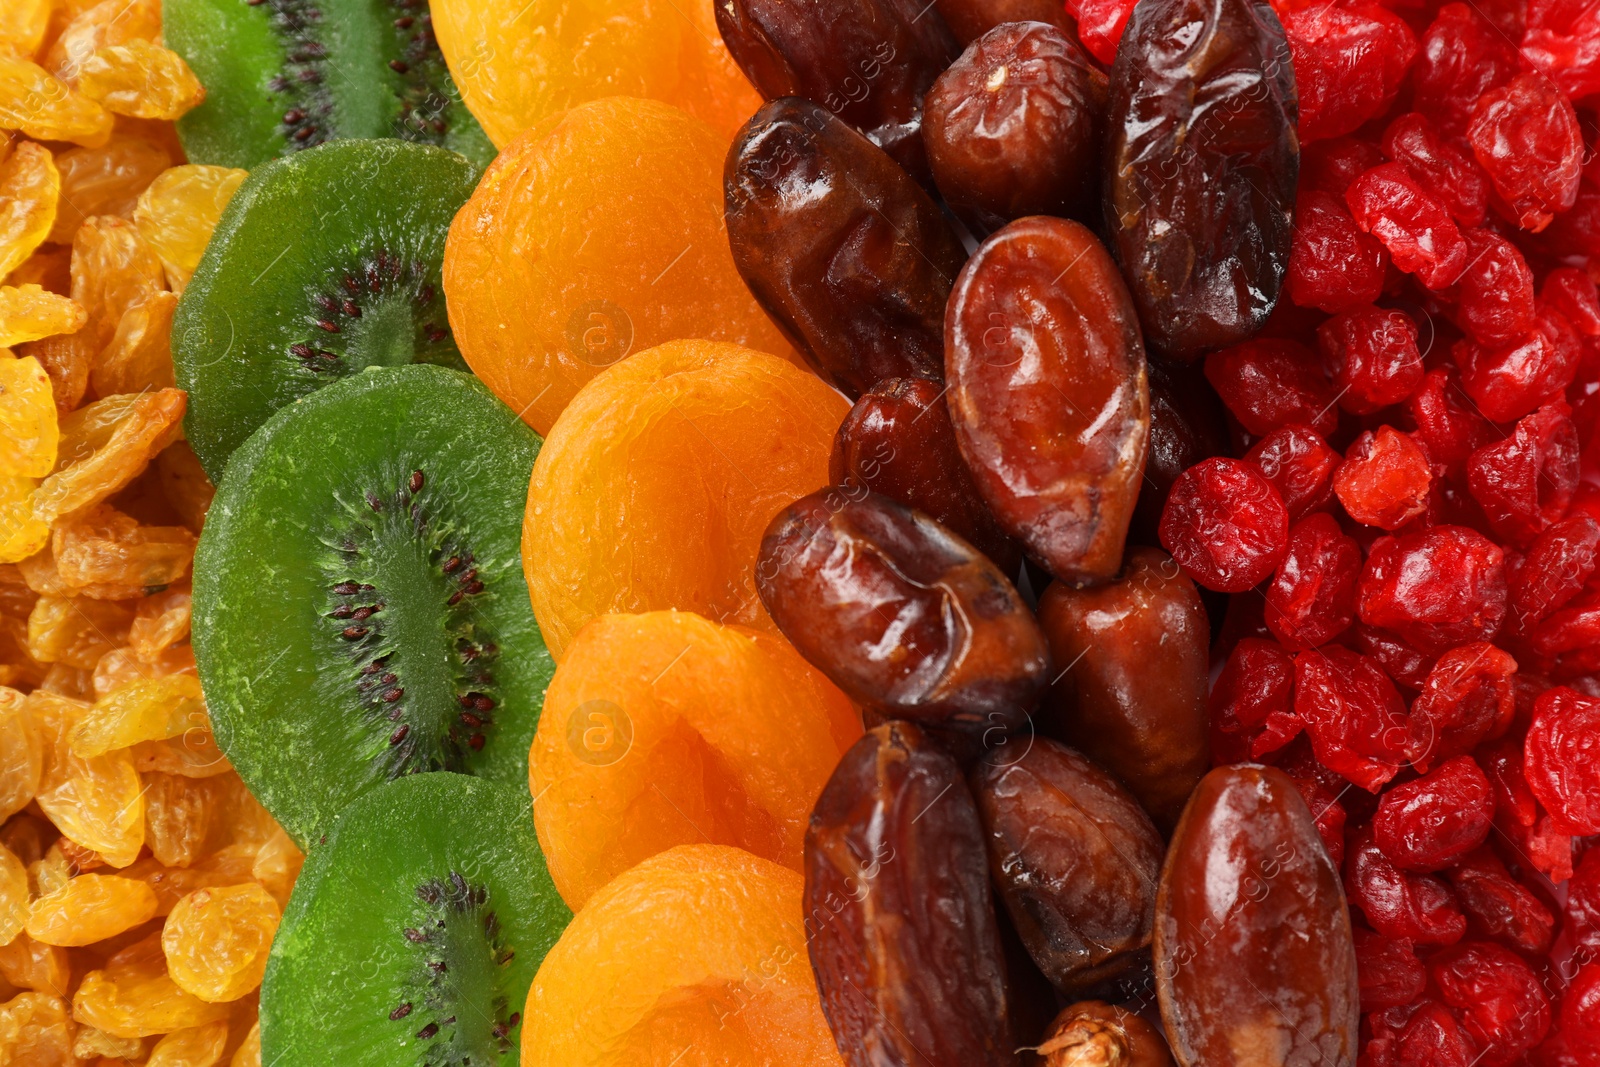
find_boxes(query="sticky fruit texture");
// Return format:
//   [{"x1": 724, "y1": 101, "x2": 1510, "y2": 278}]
[
  {"x1": 1446, "y1": 847, "x2": 1555, "y2": 957},
  {"x1": 90, "y1": 287, "x2": 177, "y2": 397},
  {"x1": 1038, "y1": 1001, "x2": 1176, "y2": 1067},
  {"x1": 1209, "y1": 638, "x2": 1299, "y2": 763},
  {"x1": 25, "y1": 873, "x2": 158, "y2": 945},
  {"x1": 716, "y1": 0, "x2": 957, "y2": 183},
  {"x1": 523, "y1": 845, "x2": 836, "y2": 1067},
  {"x1": 1036, "y1": 548, "x2": 1210, "y2": 833},
  {"x1": 1358, "y1": 526, "x2": 1507, "y2": 654},
  {"x1": 756, "y1": 489, "x2": 1048, "y2": 735},
  {"x1": 946, "y1": 216, "x2": 1148, "y2": 585},
  {"x1": 1407, "y1": 367, "x2": 1495, "y2": 474},
  {"x1": 1246, "y1": 425, "x2": 1339, "y2": 523},
  {"x1": 0, "y1": 0, "x2": 49, "y2": 57},
  {"x1": 0, "y1": 284, "x2": 86, "y2": 348},
  {"x1": 1411, "y1": 3, "x2": 1519, "y2": 136},
  {"x1": 148, "y1": 1020, "x2": 229, "y2": 1066},
  {"x1": 1160, "y1": 457, "x2": 1289, "y2": 593},
  {"x1": 1524, "y1": 687, "x2": 1600, "y2": 835},
  {"x1": 1455, "y1": 230, "x2": 1534, "y2": 346},
  {"x1": 0, "y1": 143, "x2": 57, "y2": 281},
  {"x1": 1334, "y1": 427, "x2": 1432, "y2": 531},
  {"x1": 1380, "y1": 113, "x2": 1488, "y2": 228},
  {"x1": 0, "y1": 53, "x2": 113, "y2": 146},
  {"x1": 29, "y1": 690, "x2": 144, "y2": 867},
  {"x1": 1346, "y1": 163, "x2": 1469, "y2": 289},
  {"x1": 1295, "y1": 646, "x2": 1410, "y2": 791},
  {"x1": 0, "y1": 688, "x2": 41, "y2": 822},
  {"x1": 1431, "y1": 942, "x2": 1551, "y2": 1065},
  {"x1": 0, "y1": 355, "x2": 57, "y2": 480},
  {"x1": 1406, "y1": 644, "x2": 1516, "y2": 772},
  {"x1": 934, "y1": 0, "x2": 1076, "y2": 44},
  {"x1": 73, "y1": 931, "x2": 232, "y2": 1038},
  {"x1": 530, "y1": 609, "x2": 860, "y2": 910},
  {"x1": 262, "y1": 775, "x2": 569, "y2": 1067},
  {"x1": 433, "y1": 0, "x2": 758, "y2": 149},
  {"x1": 192, "y1": 366, "x2": 551, "y2": 847},
  {"x1": 1103, "y1": 0, "x2": 1298, "y2": 361},
  {"x1": 725, "y1": 98, "x2": 964, "y2": 399},
  {"x1": 1511, "y1": 515, "x2": 1600, "y2": 629},
  {"x1": 1264, "y1": 513, "x2": 1361, "y2": 650},
  {"x1": 48, "y1": 137, "x2": 172, "y2": 245},
  {"x1": 448, "y1": 98, "x2": 788, "y2": 435},
  {"x1": 1316, "y1": 306, "x2": 1423, "y2": 415},
  {"x1": 1286, "y1": 190, "x2": 1387, "y2": 313},
  {"x1": 1284, "y1": 5, "x2": 1415, "y2": 144},
  {"x1": 524, "y1": 340, "x2": 846, "y2": 660},
  {"x1": 830, "y1": 377, "x2": 1019, "y2": 573},
  {"x1": 806, "y1": 722, "x2": 1015, "y2": 1067},
  {"x1": 1371, "y1": 756, "x2": 1493, "y2": 872},
  {"x1": 133, "y1": 165, "x2": 248, "y2": 293},
  {"x1": 1466, "y1": 72, "x2": 1582, "y2": 233},
  {"x1": 1467, "y1": 405, "x2": 1580, "y2": 547},
  {"x1": 162, "y1": 884, "x2": 280, "y2": 1003},
  {"x1": 76, "y1": 41, "x2": 205, "y2": 120},
  {"x1": 0, "y1": 992, "x2": 74, "y2": 1064},
  {"x1": 1205, "y1": 339, "x2": 1339, "y2": 438},
  {"x1": 1155, "y1": 765, "x2": 1359, "y2": 1067},
  {"x1": 174, "y1": 139, "x2": 476, "y2": 479},
  {"x1": 971, "y1": 738, "x2": 1163, "y2": 996},
  {"x1": 924, "y1": 21, "x2": 1106, "y2": 232}
]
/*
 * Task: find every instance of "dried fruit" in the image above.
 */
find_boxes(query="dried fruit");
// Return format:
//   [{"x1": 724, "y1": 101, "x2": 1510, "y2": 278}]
[
  {"x1": 1466, "y1": 72, "x2": 1583, "y2": 233},
  {"x1": 31, "y1": 388, "x2": 186, "y2": 527},
  {"x1": 75, "y1": 41, "x2": 206, "y2": 120},
  {"x1": 1381, "y1": 113, "x2": 1488, "y2": 228},
  {"x1": 0, "y1": 284, "x2": 86, "y2": 347},
  {"x1": 1264, "y1": 513, "x2": 1361, "y2": 650},
  {"x1": 1466, "y1": 404, "x2": 1580, "y2": 546},
  {"x1": 1206, "y1": 339, "x2": 1339, "y2": 438},
  {"x1": 1372, "y1": 756, "x2": 1494, "y2": 872},
  {"x1": 0, "y1": 53, "x2": 113, "y2": 145},
  {"x1": 1333, "y1": 426, "x2": 1432, "y2": 531},
  {"x1": 25, "y1": 873, "x2": 159, "y2": 946},
  {"x1": 1406, "y1": 644, "x2": 1516, "y2": 772},
  {"x1": 1358, "y1": 526, "x2": 1507, "y2": 654},
  {"x1": 30, "y1": 689, "x2": 143, "y2": 866},
  {"x1": 162, "y1": 884, "x2": 280, "y2": 1003},
  {"x1": 89, "y1": 288, "x2": 177, "y2": 397},
  {"x1": 1295, "y1": 645, "x2": 1410, "y2": 791},
  {"x1": 1316, "y1": 305, "x2": 1423, "y2": 415},
  {"x1": 1038, "y1": 1001, "x2": 1176, "y2": 1067},
  {"x1": 147, "y1": 1020, "x2": 228, "y2": 1067},
  {"x1": 0, "y1": 142, "x2": 57, "y2": 281},
  {"x1": 1209, "y1": 638, "x2": 1300, "y2": 763},
  {"x1": 1286, "y1": 190, "x2": 1387, "y2": 313},
  {"x1": 1285, "y1": 4, "x2": 1415, "y2": 143},
  {"x1": 72, "y1": 674, "x2": 205, "y2": 758},
  {"x1": 1346, "y1": 163, "x2": 1469, "y2": 289},
  {"x1": 0, "y1": 992, "x2": 74, "y2": 1065},
  {"x1": 1524, "y1": 687, "x2": 1600, "y2": 835},
  {"x1": 49, "y1": 137, "x2": 173, "y2": 245},
  {"x1": 0, "y1": 355, "x2": 56, "y2": 479},
  {"x1": 1245, "y1": 425, "x2": 1340, "y2": 523},
  {"x1": 1160, "y1": 457, "x2": 1289, "y2": 593},
  {"x1": 1344, "y1": 825, "x2": 1466, "y2": 945},
  {"x1": 0, "y1": 688, "x2": 38, "y2": 823},
  {"x1": 72, "y1": 931, "x2": 230, "y2": 1037},
  {"x1": 133, "y1": 165, "x2": 247, "y2": 292},
  {"x1": 1430, "y1": 941, "x2": 1550, "y2": 1065}
]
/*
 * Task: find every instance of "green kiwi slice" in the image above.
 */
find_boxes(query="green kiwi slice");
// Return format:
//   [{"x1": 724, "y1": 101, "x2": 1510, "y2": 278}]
[
  {"x1": 174, "y1": 138, "x2": 475, "y2": 480},
  {"x1": 262, "y1": 773, "x2": 570, "y2": 1066},
  {"x1": 192, "y1": 364, "x2": 551, "y2": 847},
  {"x1": 163, "y1": 0, "x2": 494, "y2": 170}
]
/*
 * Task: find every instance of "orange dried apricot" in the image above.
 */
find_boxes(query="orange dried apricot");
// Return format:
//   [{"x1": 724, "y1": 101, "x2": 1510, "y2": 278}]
[
  {"x1": 0, "y1": 991, "x2": 74, "y2": 1065},
  {"x1": 133, "y1": 166, "x2": 247, "y2": 292},
  {"x1": 525, "y1": 339, "x2": 845, "y2": 657},
  {"x1": 533, "y1": 609, "x2": 860, "y2": 908},
  {"x1": 0, "y1": 142, "x2": 58, "y2": 280},
  {"x1": 32, "y1": 388, "x2": 186, "y2": 526},
  {"x1": 0, "y1": 284, "x2": 86, "y2": 347},
  {"x1": 72, "y1": 931, "x2": 230, "y2": 1037},
  {"x1": 161, "y1": 884, "x2": 280, "y2": 1003},
  {"x1": 142, "y1": 771, "x2": 211, "y2": 868},
  {"x1": 147, "y1": 1019, "x2": 228, "y2": 1067},
  {"x1": 523, "y1": 845, "x2": 843, "y2": 1067},
  {"x1": 0, "y1": 0, "x2": 52, "y2": 61},
  {"x1": 29, "y1": 688, "x2": 144, "y2": 866},
  {"x1": 0, "y1": 934, "x2": 70, "y2": 997},
  {"x1": 444, "y1": 97, "x2": 791, "y2": 434},
  {"x1": 0, "y1": 841, "x2": 25, "y2": 945},
  {"x1": 0, "y1": 686, "x2": 40, "y2": 821},
  {"x1": 76, "y1": 42, "x2": 205, "y2": 120},
  {"x1": 49, "y1": 137, "x2": 172, "y2": 245},
  {"x1": 26, "y1": 596, "x2": 132, "y2": 668},
  {"x1": 91, "y1": 288, "x2": 176, "y2": 395},
  {"x1": 432, "y1": 0, "x2": 761, "y2": 147},
  {"x1": 0, "y1": 355, "x2": 58, "y2": 479},
  {"x1": 72, "y1": 674, "x2": 205, "y2": 758},
  {"x1": 0, "y1": 53, "x2": 113, "y2": 145},
  {"x1": 24, "y1": 873, "x2": 159, "y2": 945}
]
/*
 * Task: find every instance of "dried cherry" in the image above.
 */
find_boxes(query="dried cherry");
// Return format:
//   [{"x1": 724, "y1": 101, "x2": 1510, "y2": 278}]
[
  {"x1": 1285, "y1": 4, "x2": 1416, "y2": 143},
  {"x1": 1210, "y1": 637, "x2": 1301, "y2": 763},
  {"x1": 1204, "y1": 339, "x2": 1339, "y2": 438},
  {"x1": 1357, "y1": 525, "x2": 1508, "y2": 654},
  {"x1": 1372, "y1": 756, "x2": 1494, "y2": 871},
  {"x1": 1245, "y1": 425, "x2": 1341, "y2": 523},
  {"x1": 1160, "y1": 458, "x2": 1289, "y2": 593},
  {"x1": 1466, "y1": 72, "x2": 1583, "y2": 233},
  {"x1": 1295, "y1": 645, "x2": 1411, "y2": 791},
  {"x1": 1317, "y1": 305, "x2": 1424, "y2": 415},
  {"x1": 1430, "y1": 941, "x2": 1551, "y2": 1066},
  {"x1": 1524, "y1": 686, "x2": 1600, "y2": 835},
  {"x1": 1264, "y1": 512, "x2": 1361, "y2": 650},
  {"x1": 1344, "y1": 824, "x2": 1468, "y2": 945}
]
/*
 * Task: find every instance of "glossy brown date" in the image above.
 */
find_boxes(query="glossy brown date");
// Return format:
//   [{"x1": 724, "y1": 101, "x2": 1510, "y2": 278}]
[
  {"x1": 831, "y1": 376, "x2": 1021, "y2": 574},
  {"x1": 1038, "y1": 1001, "x2": 1177, "y2": 1067},
  {"x1": 727, "y1": 98, "x2": 968, "y2": 397},
  {"x1": 715, "y1": 0, "x2": 958, "y2": 181},
  {"x1": 925, "y1": 22, "x2": 1106, "y2": 233},
  {"x1": 1131, "y1": 357, "x2": 1230, "y2": 545},
  {"x1": 946, "y1": 215, "x2": 1149, "y2": 586},
  {"x1": 1104, "y1": 0, "x2": 1299, "y2": 361},
  {"x1": 1156, "y1": 765, "x2": 1360, "y2": 1067},
  {"x1": 934, "y1": 0, "x2": 1077, "y2": 44},
  {"x1": 971, "y1": 738, "x2": 1163, "y2": 996},
  {"x1": 806, "y1": 721, "x2": 1017, "y2": 1067},
  {"x1": 757, "y1": 488, "x2": 1049, "y2": 733},
  {"x1": 1036, "y1": 547, "x2": 1209, "y2": 834}
]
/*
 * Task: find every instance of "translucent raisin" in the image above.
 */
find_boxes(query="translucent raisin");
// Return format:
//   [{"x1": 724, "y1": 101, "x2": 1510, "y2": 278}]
[{"x1": 161, "y1": 884, "x2": 281, "y2": 1003}]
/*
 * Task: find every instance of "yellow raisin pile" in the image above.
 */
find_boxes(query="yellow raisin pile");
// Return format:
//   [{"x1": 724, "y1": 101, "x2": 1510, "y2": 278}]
[{"x1": 0, "y1": 4, "x2": 287, "y2": 1065}]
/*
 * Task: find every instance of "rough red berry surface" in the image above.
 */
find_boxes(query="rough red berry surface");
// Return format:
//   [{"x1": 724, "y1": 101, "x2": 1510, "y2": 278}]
[
  {"x1": 1317, "y1": 305, "x2": 1423, "y2": 415},
  {"x1": 1411, "y1": 3, "x2": 1520, "y2": 135},
  {"x1": 1345, "y1": 824, "x2": 1468, "y2": 944},
  {"x1": 1467, "y1": 404, "x2": 1581, "y2": 546},
  {"x1": 1159, "y1": 457, "x2": 1289, "y2": 593},
  {"x1": 1265, "y1": 512, "x2": 1361, "y2": 650},
  {"x1": 1354, "y1": 928, "x2": 1427, "y2": 1011},
  {"x1": 1295, "y1": 645, "x2": 1411, "y2": 790},
  {"x1": 1466, "y1": 72, "x2": 1584, "y2": 233},
  {"x1": 1456, "y1": 229, "x2": 1536, "y2": 347},
  {"x1": 1430, "y1": 941, "x2": 1552, "y2": 1066},
  {"x1": 1285, "y1": 4, "x2": 1417, "y2": 143},
  {"x1": 1524, "y1": 686, "x2": 1600, "y2": 835},
  {"x1": 1209, "y1": 636, "x2": 1300, "y2": 763},
  {"x1": 1406, "y1": 643, "x2": 1517, "y2": 772},
  {"x1": 1245, "y1": 424, "x2": 1341, "y2": 522},
  {"x1": 1407, "y1": 367, "x2": 1496, "y2": 473},
  {"x1": 1358, "y1": 525, "x2": 1508, "y2": 653},
  {"x1": 1381, "y1": 113, "x2": 1489, "y2": 228},
  {"x1": 1334, "y1": 426, "x2": 1433, "y2": 530},
  {"x1": 1287, "y1": 191, "x2": 1390, "y2": 312},
  {"x1": 1203, "y1": 339, "x2": 1339, "y2": 437},
  {"x1": 1346, "y1": 163, "x2": 1470, "y2": 289},
  {"x1": 1372, "y1": 755, "x2": 1494, "y2": 871}
]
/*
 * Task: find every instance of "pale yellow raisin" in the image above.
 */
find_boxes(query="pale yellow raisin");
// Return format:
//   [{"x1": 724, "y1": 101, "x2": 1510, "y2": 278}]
[
  {"x1": 25, "y1": 596, "x2": 132, "y2": 668},
  {"x1": 14, "y1": 327, "x2": 89, "y2": 414},
  {"x1": 25, "y1": 843, "x2": 68, "y2": 896},
  {"x1": 142, "y1": 771, "x2": 213, "y2": 868},
  {"x1": 0, "y1": 841, "x2": 26, "y2": 946},
  {"x1": 122, "y1": 846, "x2": 256, "y2": 918},
  {"x1": 28, "y1": 688, "x2": 143, "y2": 866},
  {"x1": 0, "y1": 991, "x2": 74, "y2": 1065},
  {"x1": 131, "y1": 729, "x2": 231, "y2": 780},
  {"x1": 0, "y1": 355, "x2": 56, "y2": 479},
  {"x1": 162, "y1": 885, "x2": 281, "y2": 1003},
  {"x1": 72, "y1": 674, "x2": 205, "y2": 758},
  {"x1": 72, "y1": 931, "x2": 230, "y2": 1038},
  {"x1": 32, "y1": 388, "x2": 186, "y2": 526},
  {"x1": 92, "y1": 288, "x2": 176, "y2": 395},
  {"x1": 229, "y1": 1020, "x2": 260, "y2": 1067},
  {"x1": 0, "y1": 52, "x2": 112, "y2": 145},
  {"x1": 74, "y1": 1024, "x2": 145, "y2": 1060},
  {"x1": 134, "y1": 166, "x2": 248, "y2": 292},
  {"x1": 250, "y1": 828, "x2": 303, "y2": 907},
  {"x1": 50, "y1": 136, "x2": 172, "y2": 245},
  {"x1": 28, "y1": 503, "x2": 196, "y2": 599},
  {"x1": 148, "y1": 1019, "x2": 229, "y2": 1067},
  {"x1": 0, "y1": 933, "x2": 69, "y2": 997},
  {"x1": 77, "y1": 41, "x2": 205, "y2": 120},
  {"x1": 44, "y1": 0, "x2": 160, "y2": 84},
  {"x1": 128, "y1": 585, "x2": 190, "y2": 662},
  {"x1": 91, "y1": 641, "x2": 193, "y2": 698},
  {"x1": 25, "y1": 872, "x2": 158, "y2": 945},
  {"x1": 69, "y1": 214, "x2": 163, "y2": 352},
  {"x1": 0, "y1": 0, "x2": 52, "y2": 61},
  {"x1": 153, "y1": 441, "x2": 213, "y2": 535},
  {"x1": 0, "y1": 686, "x2": 41, "y2": 822},
  {"x1": 0, "y1": 143, "x2": 57, "y2": 280},
  {"x1": 0, "y1": 473, "x2": 49, "y2": 565},
  {"x1": 0, "y1": 284, "x2": 86, "y2": 347}
]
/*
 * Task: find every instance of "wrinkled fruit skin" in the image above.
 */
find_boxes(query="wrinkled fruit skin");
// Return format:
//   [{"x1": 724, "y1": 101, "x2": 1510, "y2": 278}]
[
  {"x1": 806, "y1": 721, "x2": 1016, "y2": 1067},
  {"x1": 970, "y1": 738, "x2": 1163, "y2": 996},
  {"x1": 756, "y1": 489, "x2": 1049, "y2": 734},
  {"x1": 1104, "y1": 0, "x2": 1299, "y2": 360},
  {"x1": 946, "y1": 215, "x2": 1149, "y2": 586},
  {"x1": 726, "y1": 98, "x2": 967, "y2": 397},
  {"x1": 1038, "y1": 1001, "x2": 1177, "y2": 1067},
  {"x1": 1156, "y1": 765, "x2": 1360, "y2": 1067},
  {"x1": 1036, "y1": 547, "x2": 1210, "y2": 833},
  {"x1": 935, "y1": 0, "x2": 1077, "y2": 45}
]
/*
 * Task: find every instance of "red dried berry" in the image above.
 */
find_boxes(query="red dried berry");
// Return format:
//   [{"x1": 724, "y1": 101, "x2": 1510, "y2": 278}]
[
  {"x1": 1294, "y1": 646, "x2": 1410, "y2": 791},
  {"x1": 1284, "y1": 4, "x2": 1416, "y2": 143},
  {"x1": 1345, "y1": 824, "x2": 1468, "y2": 944},
  {"x1": 1203, "y1": 339, "x2": 1340, "y2": 437},
  {"x1": 1380, "y1": 113, "x2": 1489, "y2": 228},
  {"x1": 1346, "y1": 163, "x2": 1470, "y2": 290},
  {"x1": 1511, "y1": 514, "x2": 1600, "y2": 629},
  {"x1": 1467, "y1": 72, "x2": 1584, "y2": 233},
  {"x1": 1334, "y1": 426, "x2": 1433, "y2": 530},
  {"x1": 1456, "y1": 307, "x2": 1582, "y2": 424},
  {"x1": 1407, "y1": 366, "x2": 1497, "y2": 473},
  {"x1": 1456, "y1": 229, "x2": 1536, "y2": 347},
  {"x1": 1317, "y1": 305, "x2": 1424, "y2": 415},
  {"x1": 1287, "y1": 190, "x2": 1389, "y2": 314},
  {"x1": 1566, "y1": 847, "x2": 1600, "y2": 954},
  {"x1": 1304, "y1": 137, "x2": 1388, "y2": 196},
  {"x1": 1358, "y1": 525, "x2": 1508, "y2": 654},
  {"x1": 1541, "y1": 268, "x2": 1600, "y2": 339},
  {"x1": 1560, "y1": 962, "x2": 1600, "y2": 1048},
  {"x1": 1159, "y1": 457, "x2": 1290, "y2": 593},
  {"x1": 1265, "y1": 512, "x2": 1361, "y2": 650},
  {"x1": 1467, "y1": 404, "x2": 1581, "y2": 546},
  {"x1": 1288, "y1": 770, "x2": 1349, "y2": 869},
  {"x1": 1209, "y1": 636, "x2": 1301, "y2": 763},
  {"x1": 1353, "y1": 623, "x2": 1437, "y2": 691},
  {"x1": 1431, "y1": 941, "x2": 1552, "y2": 1066},
  {"x1": 1406, "y1": 643, "x2": 1517, "y2": 772},
  {"x1": 1398, "y1": 1001, "x2": 1480, "y2": 1067},
  {"x1": 1525, "y1": 686, "x2": 1600, "y2": 835},
  {"x1": 1445, "y1": 846, "x2": 1556, "y2": 957},
  {"x1": 1372, "y1": 755, "x2": 1494, "y2": 872},
  {"x1": 1412, "y1": 4, "x2": 1521, "y2": 136},
  {"x1": 1245, "y1": 424, "x2": 1341, "y2": 522},
  {"x1": 1354, "y1": 928, "x2": 1427, "y2": 1011},
  {"x1": 1528, "y1": 587, "x2": 1600, "y2": 681}
]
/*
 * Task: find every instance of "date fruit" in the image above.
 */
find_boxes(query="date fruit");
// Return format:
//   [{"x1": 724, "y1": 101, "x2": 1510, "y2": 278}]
[
  {"x1": 935, "y1": 0, "x2": 1077, "y2": 44},
  {"x1": 726, "y1": 98, "x2": 968, "y2": 397},
  {"x1": 946, "y1": 215, "x2": 1149, "y2": 586},
  {"x1": 1104, "y1": 0, "x2": 1300, "y2": 361},
  {"x1": 1132, "y1": 357, "x2": 1230, "y2": 543},
  {"x1": 831, "y1": 376, "x2": 1020, "y2": 573},
  {"x1": 924, "y1": 22, "x2": 1107, "y2": 233},
  {"x1": 757, "y1": 488, "x2": 1049, "y2": 733},
  {"x1": 1036, "y1": 547, "x2": 1210, "y2": 833},
  {"x1": 1038, "y1": 1001, "x2": 1177, "y2": 1067},
  {"x1": 971, "y1": 738, "x2": 1163, "y2": 995},
  {"x1": 1156, "y1": 765, "x2": 1360, "y2": 1067},
  {"x1": 806, "y1": 721, "x2": 1016, "y2": 1067},
  {"x1": 716, "y1": 0, "x2": 958, "y2": 181}
]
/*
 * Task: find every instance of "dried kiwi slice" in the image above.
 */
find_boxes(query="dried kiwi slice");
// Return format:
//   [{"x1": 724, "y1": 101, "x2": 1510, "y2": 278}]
[
  {"x1": 174, "y1": 138, "x2": 475, "y2": 479},
  {"x1": 262, "y1": 773, "x2": 569, "y2": 1066},
  {"x1": 192, "y1": 365, "x2": 551, "y2": 846},
  {"x1": 164, "y1": 0, "x2": 494, "y2": 170}
]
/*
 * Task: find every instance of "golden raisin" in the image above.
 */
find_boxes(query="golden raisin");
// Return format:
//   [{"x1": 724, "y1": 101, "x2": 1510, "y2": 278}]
[
  {"x1": 72, "y1": 931, "x2": 230, "y2": 1037},
  {"x1": 15, "y1": 328, "x2": 91, "y2": 413},
  {"x1": 72, "y1": 674, "x2": 205, "y2": 758},
  {"x1": 130, "y1": 728, "x2": 230, "y2": 780},
  {"x1": 32, "y1": 388, "x2": 186, "y2": 526},
  {"x1": 0, "y1": 475, "x2": 49, "y2": 565},
  {"x1": 75, "y1": 42, "x2": 205, "y2": 120},
  {"x1": 0, "y1": 355, "x2": 58, "y2": 478},
  {"x1": 91, "y1": 641, "x2": 193, "y2": 698},
  {"x1": 0, "y1": 934, "x2": 70, "y2": 997},
  {"x1": 70, "y1": 214, "x2": 164, "y2": 352},
  {"x1": 74, "y1": 1024, "x2": 145, "y2": 1060},
  {"x1": 127, "y1": 585, "x2": 191, "y2": 662},
  {"x1": 0, "y1": 991, "x2": 74, "y2": 1065},
  {"x1": 229, "y1": 1021, "x2": 259, "y2": 1067},
  {"x1": 24, "y1": 872, "x2": 159, "y2": 945},
  {"x1": 0, "y1": 284, "x2": 86, "y2": 347},
  {"x1": 26, "y1": 596, "x2": 132, "y2": 668},
  {"x1": 0, "y1": 686, "x2": 42, "y2": 821},
  {"x1": 0, "y1": 142, "x2": 58, "y2": 280},
  {"x1": 34, "y1": 504, "x2": 197, "y2": 599},
  {"x1": 44, "y1": 0, "x2": 160, "y2": 84},
  {"x1": 0, "y1": 841, "x2": 26, "y2": 945},
  {"x1": 151, "y1": 442, "x2": 212, "y2": 536},
  {"x1": 133, "y1": 166, "x2": 247, "y2": 292},
  {"x1": 6, "y1": 245, "x2": 71, "y2": 293},
  {"x1": 0, "y1": 0, "x2": 52, "y2": 60},
  {"x1": 29, "y1": 688, "x2": 144, "y2": 866},
  {"x1": 49, "y1": 137, "x2": 173, "y2": 245},
  {"x1": 162, "y1": 884, "x2": 281, "y2": 1003},
  {"x1": 142, "y1": 771, "x2": 212, "y2": 868},
  {"x1": 90, "y1": 289, "x2": 176, "y2": 395},
  {"x1": 248, "y1": 829, "x2": 302, "y2": 907},
  {"x1": 147, "y1": 1019, "x2": 228, "y2": 1067},
  {"x1": 122, "y1": 849, "x2": 254, "y2": 918},
  {"x1": 0, "y1": 53, "x2": 112, "y2": 145}
]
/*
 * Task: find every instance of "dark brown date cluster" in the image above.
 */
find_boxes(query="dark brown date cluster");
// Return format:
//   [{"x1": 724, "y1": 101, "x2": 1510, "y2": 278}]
[{"x1": 718, "y1": 0, "x2": 1339, "y2": 1064}]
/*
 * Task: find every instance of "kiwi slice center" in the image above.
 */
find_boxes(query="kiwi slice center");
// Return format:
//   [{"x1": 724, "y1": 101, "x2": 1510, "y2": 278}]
[
  {"x1": 321, "y1": 468, "x2": 499, "y2": 779},
  {"x1": 393, "y1": 871, "x2": 521, "y2": 1064},
  {"x1": 293, "y1": 253, "x2": 450, "y2": 377}
]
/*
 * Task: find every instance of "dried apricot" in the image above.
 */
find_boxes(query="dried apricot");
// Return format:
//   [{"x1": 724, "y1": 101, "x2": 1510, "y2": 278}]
[
  {"x1": 523, "y1": 844, "x2": 841, "y2": 1067},
  {"x1": 0, "y1": 53, "x2": 112, "y2": 145},
  {"x1": 29, "y1": 689, "x2": 144, "y2": 866},
  {"x1": 0, "y1": 992, "x2": 74, "y2": 1064},
  {"x1": 0, "y1": 142, "x2": 57, "y2": 280},
  {"x1": 76, "y1": 42, "x2": 204, "y2": 120},
  {"x1": 432, "y1": 0, "x2": 760, "y2": 147},
  {"x1": 0, "y1": 355, "x2": 57, "y2": 479},
  {"x1": 49, "y1": 136, "x2": 173, "y2": 245},
  {"x1": 147, "y1": 1020, "x2": 228, "y2": 1067},
  {"x1": 525, "y1": 340, "x2": 846, "y2": 658},
  {"x1": 444, "y1": 97, "x2": 791, "y2": 435},
  {"x1": 162, "y1": 884, "x2": 280, "y2": 1004},
  {"x1": 24, "y1": 872, "x2": 158, "y2": 945},
  {"x1": 0, "y1": 284, "x2": 86, "y2": 347},
  {"x1": 72, "y1": 931, "x2": 230, "y2": 1037},
  {"x1": 0, "y1": 687, "x2": 40, "y2": 821},
  {"x1": 133, "y1": 166, "x2": 247, "y2": 293},
  {"x1": 532, "y1": 610, "x2": 860, "y2": 908}
]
